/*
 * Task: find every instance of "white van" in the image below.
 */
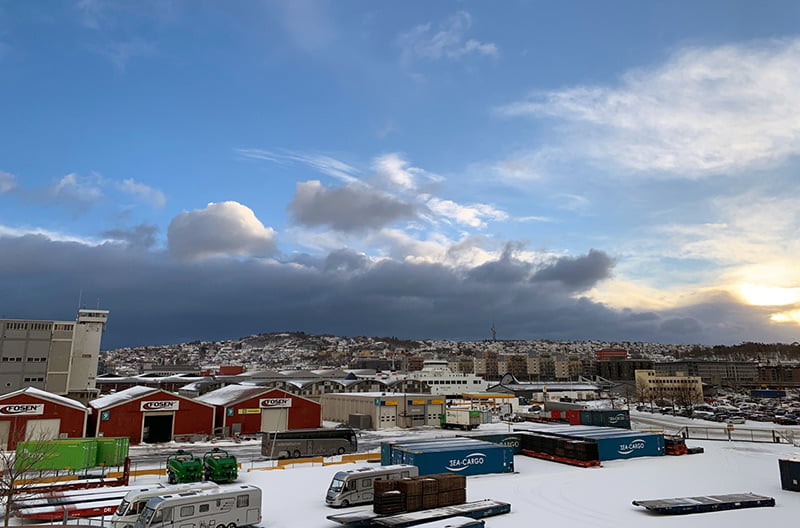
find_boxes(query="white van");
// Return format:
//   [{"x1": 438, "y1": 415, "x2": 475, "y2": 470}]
[
  {"x1": 134, "y1": 485, "x2": 261, "y2": 528},
  {"x1": 113, "y1": 483, "x2": 220, "y2": 528},
  {"x1": 326, "y1": 465, "x2": 418, "y2": 507}
]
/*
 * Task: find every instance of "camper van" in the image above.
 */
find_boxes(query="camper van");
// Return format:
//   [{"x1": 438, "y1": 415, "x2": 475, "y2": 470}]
[
  {"x1": 134, "y1": 485, "x2": 261, "y2": 528},
  {"x1": 113, "y1": 483, "x2": 220, "y2": 528},
  {"x1": 325, "y1": 465, "x2": 418, "y2": 507}
]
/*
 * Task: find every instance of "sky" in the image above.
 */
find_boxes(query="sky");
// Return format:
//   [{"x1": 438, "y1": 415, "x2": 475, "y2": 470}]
[{"x1": 2, "y1": 1, "x2": 800, "y2": 349}]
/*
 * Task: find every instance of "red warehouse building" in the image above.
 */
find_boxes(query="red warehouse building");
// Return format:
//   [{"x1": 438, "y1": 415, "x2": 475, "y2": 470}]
[
  {"x1": 596, "y1": 349, "x2": 628, "y2": 360},
  {"x1": 0, "y1": 387, "x2": 88, "y2": 450},
  {"x1": 89, "y1": 386, "x2": 214, "y2": 444},
  {"x1": 196, "y1": 386, "x2": 321, "y2": 436}
]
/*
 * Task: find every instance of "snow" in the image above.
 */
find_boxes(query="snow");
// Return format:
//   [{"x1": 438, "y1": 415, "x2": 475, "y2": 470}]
[
  {"x1": 227, "y1": 440, "x2": 797, "y2": 528},
  {"x1": 195, "y1": 385, "x2": 271, "y2": 406},
  {"x1": 0, "y1": 386, "x2": 86, "y2": 409},
  {"x1": 18, "y1": 414, "x2": 799, "y2": 528},
  {"x1": 114, "y1": 419, "x2": 800, "y2": 528},
  {"x1": 90, "y1": 385, "x2": 158, "y2": 409}
]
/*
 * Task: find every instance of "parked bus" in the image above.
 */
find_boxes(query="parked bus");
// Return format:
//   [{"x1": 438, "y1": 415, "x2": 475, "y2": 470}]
[
  {"x1": 261, "y1": 428, "x2": 357, "y2": 459},
  {"x1": 326, "y1": 464, "x2": 418, "y2": 507},
  {"x1": 134, "y1": 485, "x2": 261, "y2": 528},
  {"x1": 112, "y1": 482, "x2": 219, "y2": 528}
]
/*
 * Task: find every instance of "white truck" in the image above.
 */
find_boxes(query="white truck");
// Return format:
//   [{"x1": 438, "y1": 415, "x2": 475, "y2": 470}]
[
  {"x1": 440, "y1": 409, "x2": 481, "y2": 430},
  {"x1": 134, "y1": 485, "x2": 261, "y2": 528},
  {"x1": 113, "y1": 482, "x2": 220, "y2": 528},
  {"x1": 326, "y1": 465, "x2": 418, "y2": 507}
]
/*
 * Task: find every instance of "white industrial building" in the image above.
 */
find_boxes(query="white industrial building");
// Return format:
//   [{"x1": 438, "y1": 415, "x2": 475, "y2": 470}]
[
  {"x1": 320, "y1": 392, "x2": 446, "y2": 430},
  {"x1": 0, "y1": 309, "x2": 109, "y2": 402}
]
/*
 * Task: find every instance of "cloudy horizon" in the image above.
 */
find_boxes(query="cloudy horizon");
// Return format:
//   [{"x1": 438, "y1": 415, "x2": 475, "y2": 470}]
[{"x1": 2, "y1": 2, "x2": 800, "y2": 349}]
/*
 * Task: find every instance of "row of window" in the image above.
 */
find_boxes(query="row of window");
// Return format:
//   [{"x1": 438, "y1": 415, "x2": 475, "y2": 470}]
[
  {"x1": 23, "y1": 377, "x2": 44, "y2": 382},
  {"x1": 4, "y1": 322, "x2": 52, "y2": 330},
  {"x1": 0, "y1": 357, "x2": 47, "y2": 362},
  {"x1": 427, "y1": 379, "x2": 481, "y2": 385}
]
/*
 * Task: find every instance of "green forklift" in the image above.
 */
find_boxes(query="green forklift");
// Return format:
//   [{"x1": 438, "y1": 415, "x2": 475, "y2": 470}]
[
  {"x1": 203, "y1": 447, "x2": 238, "y2": 483},
  {"x1": 166, "y1": 450, "x2": 203, "y2": 484}
]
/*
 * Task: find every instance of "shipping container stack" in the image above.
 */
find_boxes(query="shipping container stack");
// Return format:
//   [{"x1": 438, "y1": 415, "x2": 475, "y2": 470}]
[
  {"x1": 373, "y1": 473, "x2": 467, "y2": 515},
  {"x1": 519, "y1": 432, "x2": 600, "y2": 466},
  {"x1": 664, "y1": 435, "x2": 688, "y2": 456},
  {"x1": 566, "y1": 410, "x2": 631, "y2": 429}
]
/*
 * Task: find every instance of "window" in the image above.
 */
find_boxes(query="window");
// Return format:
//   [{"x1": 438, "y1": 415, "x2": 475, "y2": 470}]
[
  {"x1": 179, "y1": 506, "x2": 194, "y2": 517},
  {"x1": 362, "y1": 479, "x2": 371, "y2": 488},
  {"x1": 236, "y1": 495, "x2": 249, "y2": 508},
  {"x1": 199, "y1": 504, "x2": 209, "y2": 513}
]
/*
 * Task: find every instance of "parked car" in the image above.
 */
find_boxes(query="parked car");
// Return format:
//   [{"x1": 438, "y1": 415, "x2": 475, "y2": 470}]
[
  {"x1": 725, "y1": 416, "x2": 745, "y2": 424},
  {"x1": 773, "y1": 416, "x2": 799, "y2": 425}
]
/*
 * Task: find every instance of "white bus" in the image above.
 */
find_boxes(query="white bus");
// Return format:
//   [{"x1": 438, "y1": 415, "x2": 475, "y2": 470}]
[
  {"x1": 134, "y1": 485, "x2": 261, "y2": 528},
  {"x1": 326, "y1": 465, "x2": 418, "y2": 507},
  {"x1": 113, "y1": 483, "x2": 220, "y2": 528}
]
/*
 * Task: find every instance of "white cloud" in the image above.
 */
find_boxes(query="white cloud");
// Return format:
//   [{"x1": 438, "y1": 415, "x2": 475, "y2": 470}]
[
  {"x1": 424, "y1": 197, "x2": 508, "y2": 229},
  {"x1": 372, "y1": 153, "x2": 419, "y2": 190},
  {"x1": 371, "y1": 153, "x2": 441, "y2": 191},
  {"x1": 0, "y1": 224, "x2": 106, "y2": 245},
  {"x1": 399, "y1": 11, "x2": 498, "y2": 62},
  {"x1": 498, "y1": 38, "x2": 800, "y2": 176},
  {"x1": 48, "y1": 173, "x2": 104, "y2": 206},
  {"x1": 117, "y1": 178, "x2": 166, "y2": 208},
  {"x1": 0, "y1": 171, "x2": 16, "y2": 193},
  {"x1": 236, "y1": 148, "x2": 361, "y2": 184},
  {"x1": 554, "y1": 193, "x2": 590, "y2": 212},
  {"x1": 167, "y1": 201, "x2": 276, "y2": 261}
]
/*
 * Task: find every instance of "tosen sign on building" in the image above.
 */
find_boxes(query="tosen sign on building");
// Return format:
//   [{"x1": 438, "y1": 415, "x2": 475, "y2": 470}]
[
  {"x1": 0, "y1": 403, "x2": 45, "y2": 415},
  {"x1": 258, "y1": 398, "x2": 292, "y2": 408},
  {"x1": 140, "y1": 400, "x2": 180, "y2": 411}
]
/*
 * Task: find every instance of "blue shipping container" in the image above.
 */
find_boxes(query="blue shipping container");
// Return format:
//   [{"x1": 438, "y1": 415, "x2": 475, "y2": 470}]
[
  {"x1": 579, "y1": 410, "x2": 631, "y2": 429},
  {"x1": 385, "y1": 438, "x2": 514, "y2": 476},
  {"x1": 579, "y1": 431, "x2": 664, "y2": 460},
  {"x1": 456, "y1": 433, "x2": 523, "y2": 454}
]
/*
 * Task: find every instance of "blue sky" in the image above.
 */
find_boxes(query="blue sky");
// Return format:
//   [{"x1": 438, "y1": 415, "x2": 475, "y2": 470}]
[{"x1": 2, "y1": 1, "x2": 800, "y2": 348}]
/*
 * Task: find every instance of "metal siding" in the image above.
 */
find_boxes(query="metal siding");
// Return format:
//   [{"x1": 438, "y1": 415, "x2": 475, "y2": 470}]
[
  {"x1": 0, "y1": 393, "x2": 87, "y2": 450},
  {"x1": 592, "y1": 433, "x2": 664, "y2": 460},
  {"x1": 388, "y1": 440, "x2": 513, "y2": 476}
]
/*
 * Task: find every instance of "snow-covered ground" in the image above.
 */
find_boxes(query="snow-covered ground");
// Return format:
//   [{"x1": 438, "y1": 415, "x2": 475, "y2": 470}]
[
  {"x1": 242, "y1": 438, "x2": 799, "y2": 528},
  {"x1": 115, "y1": 419, "x2": 800, "y2": 528},
  {"x1": 19, "y1": 415, "x2": 800, "y2": 527}
]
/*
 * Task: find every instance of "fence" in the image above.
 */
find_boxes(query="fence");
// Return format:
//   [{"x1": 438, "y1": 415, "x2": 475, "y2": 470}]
[{"x1": 678, "y1": 425, "x2": 800, "y2": 445}]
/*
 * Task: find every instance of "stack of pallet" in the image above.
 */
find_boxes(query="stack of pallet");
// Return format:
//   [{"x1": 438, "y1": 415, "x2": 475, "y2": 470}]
[
  {"x1": 373, "y1": 473, "x2": 467, "y2": 514},
  {"x1": 520, "y1": 432, "x2": 599, "y2": 462}
]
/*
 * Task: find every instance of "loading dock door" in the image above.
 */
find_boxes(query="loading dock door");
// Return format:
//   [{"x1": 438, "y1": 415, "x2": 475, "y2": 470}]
[
  {"x1": 260, "y1": 408, "x2": 288, "y2": 432},
  {"x1": 142, "y1": 413, "x2": 174, "y2": 443},
  {"x1": 25, "y1": 418, "x2": 60, "y2": 441}
]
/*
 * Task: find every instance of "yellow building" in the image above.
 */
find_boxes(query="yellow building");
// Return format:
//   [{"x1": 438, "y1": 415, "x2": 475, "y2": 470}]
[{"x1": 635, "y1": 369, "x2": 703, "y2": 404}]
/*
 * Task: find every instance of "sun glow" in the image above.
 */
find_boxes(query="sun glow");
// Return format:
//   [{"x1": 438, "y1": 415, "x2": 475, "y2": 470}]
[
  {"x1": 771, "y1": 310, "x2": 800, "y2": 324},
  {"x1": 737, "y1": 284, "x2": 800, "y2": 306}
]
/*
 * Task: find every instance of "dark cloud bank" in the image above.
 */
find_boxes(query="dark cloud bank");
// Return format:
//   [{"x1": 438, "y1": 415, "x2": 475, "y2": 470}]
[{"x1": 0, "y1": 235, "x2": 794, "y2": 349}]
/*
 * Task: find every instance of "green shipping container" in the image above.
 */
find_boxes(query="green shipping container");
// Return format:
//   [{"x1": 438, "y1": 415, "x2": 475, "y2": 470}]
[
  {"x1": 95, "y1": 437, "x2": 130, "y2": 466},
  {"x1": 16, "y1": 439, "x2": 98, "y2": 471}
]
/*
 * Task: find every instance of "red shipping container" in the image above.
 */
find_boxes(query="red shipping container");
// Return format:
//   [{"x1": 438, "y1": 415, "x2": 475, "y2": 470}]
[
  {"x1": 550, "y1": 410, "x2": 563, "y2": 419},
  {"x1": 566, "y1": 410, "x2": 581, "y2": 425}
]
